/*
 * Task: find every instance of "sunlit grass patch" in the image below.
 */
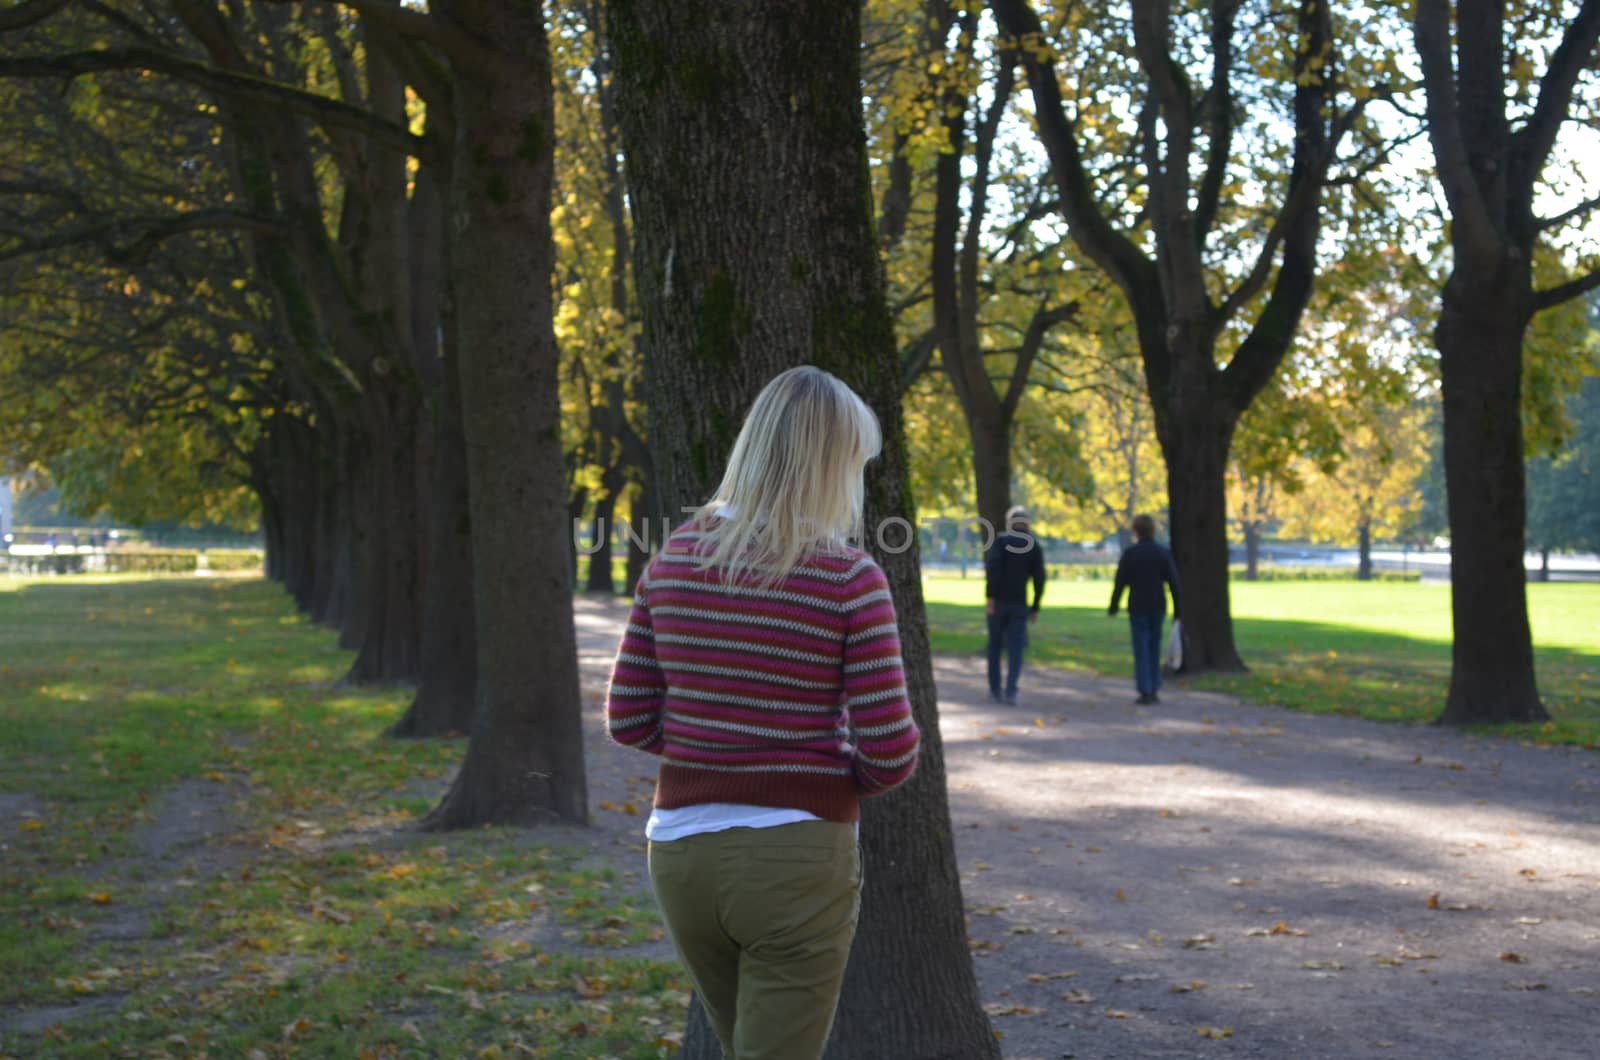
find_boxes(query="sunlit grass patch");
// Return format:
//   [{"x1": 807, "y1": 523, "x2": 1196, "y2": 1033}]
[
  {"x1": 921, "y1": 573, "x2": 1600, "y2": 747},
  {"x1": 0, "y1": 575, "x2": 680, "y2": 1054}
]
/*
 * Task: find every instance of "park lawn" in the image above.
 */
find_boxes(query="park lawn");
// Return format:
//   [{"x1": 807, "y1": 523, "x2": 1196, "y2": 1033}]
[
  {"x1": 0, "y1": 575, "x2": 685, "y2": 1058},
  {"x1": 921, "y1": 573, "x2": 1600, "y2": 748}
]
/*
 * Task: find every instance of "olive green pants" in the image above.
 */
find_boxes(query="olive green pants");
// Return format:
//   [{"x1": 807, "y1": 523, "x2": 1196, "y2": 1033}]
[{"x1": 647, "y1": 820, "x2": 861, "y2": 1060}]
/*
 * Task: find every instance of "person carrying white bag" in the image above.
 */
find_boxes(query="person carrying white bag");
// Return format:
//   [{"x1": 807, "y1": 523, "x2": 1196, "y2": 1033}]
[{"x1": 1107, "y1": 514, "x2": 1183, "y2": 704}]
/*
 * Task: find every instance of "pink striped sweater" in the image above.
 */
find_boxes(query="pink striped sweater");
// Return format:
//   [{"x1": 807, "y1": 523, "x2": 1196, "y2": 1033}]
[{"x1": 605, "y1": 523, "x2": 920, "y2": 822}]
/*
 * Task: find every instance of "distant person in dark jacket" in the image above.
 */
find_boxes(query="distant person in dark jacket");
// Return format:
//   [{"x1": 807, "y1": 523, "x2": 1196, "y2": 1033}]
[
  {"x1": 985, "y1": 506, "x2": 1046, "y2": 706},
  {"x1": 1108, "y1": 514, "x2": 1182, "y2": 704}
]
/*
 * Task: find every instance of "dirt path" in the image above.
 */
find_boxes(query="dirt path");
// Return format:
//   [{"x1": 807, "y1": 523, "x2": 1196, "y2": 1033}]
[{"x1": 574, "y1": 596, "x2": 1600, "y2": 1060}]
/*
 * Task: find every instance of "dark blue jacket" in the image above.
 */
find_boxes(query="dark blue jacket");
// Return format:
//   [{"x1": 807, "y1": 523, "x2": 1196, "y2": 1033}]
[
  {"x1": 985, "y1": 532, "x2": 1046, "y2": 611},
  {"x1": 1111, "y1": 540, "x2": 1182, "y2": 618}
]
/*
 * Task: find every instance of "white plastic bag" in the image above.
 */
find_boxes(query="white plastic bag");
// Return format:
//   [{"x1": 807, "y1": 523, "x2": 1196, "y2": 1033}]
[{"x1": 1164, "y1": 619, "x2": 1184, "y2": 672}]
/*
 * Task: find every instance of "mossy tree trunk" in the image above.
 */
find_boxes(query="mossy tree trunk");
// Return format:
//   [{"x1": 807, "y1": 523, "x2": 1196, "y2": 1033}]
[{"x1": 608, "y1": 1, "x2": 998, "y2": 1055}]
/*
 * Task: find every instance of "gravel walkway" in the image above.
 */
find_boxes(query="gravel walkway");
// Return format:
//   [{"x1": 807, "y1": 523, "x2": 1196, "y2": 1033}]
[{"x1": 574, "y1": 596, "x2": 1600, "y2": 1060}]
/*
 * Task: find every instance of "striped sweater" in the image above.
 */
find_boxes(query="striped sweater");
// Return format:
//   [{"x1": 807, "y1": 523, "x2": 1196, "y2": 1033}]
[{"x1": 605, "y1": 523, "x2": 921, "y2": 822}]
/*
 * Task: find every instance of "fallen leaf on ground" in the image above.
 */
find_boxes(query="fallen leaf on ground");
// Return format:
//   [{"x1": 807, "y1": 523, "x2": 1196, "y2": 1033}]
[
  {"x1": 1060, "y1": 989, "x2": 1095, "y2": 1004},
  {"x1": 1025, "y1": 970, "x2": 1078, "y2": 982},
  {"x1": 1302, "y1": 960, "x2": 1344, "y2": 970},
  {"x1": 983, "y1": 1003, "x2": 1038, "y2": 1016},
  {"x1": 1170, "y1": 980, "x2": 1209, "y2": 993},
  {"x1": 1426, "y1": 893, "x2": 1440, "y2": 909},
  {"x1": 1500, "y1": 952, "x2": 1527, "y2": 963},
  {"x1": 1513, "y1": 916, "x2": 1543, "y2": 925},
  {"x1": 1183, "y1": 934, "x2": 1217, "y2": 949},
  {"x1": 1196, "y1": 1026, "x2": 1234, "y2": 1039},
  {"x1": 1104, "y1": 1009, "x2": 1135, "y2": 1020},
  {"x1": 1504, "y1": 980, "x2": 1547, "y2": 991}
]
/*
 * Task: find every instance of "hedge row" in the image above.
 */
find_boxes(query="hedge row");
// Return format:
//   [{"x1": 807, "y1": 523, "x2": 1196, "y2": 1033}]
[
  {"x1": 0, "y1": 549, "x2": 263, "y2": 576},
  {"x1": 1043, "y1": 563, "x2": 1423, "y2": 583}
]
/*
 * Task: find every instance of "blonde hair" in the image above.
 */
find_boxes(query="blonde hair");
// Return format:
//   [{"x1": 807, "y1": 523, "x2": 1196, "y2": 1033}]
[{"x1": 694, "y1": 366, "x2": 882, "y2": 585}]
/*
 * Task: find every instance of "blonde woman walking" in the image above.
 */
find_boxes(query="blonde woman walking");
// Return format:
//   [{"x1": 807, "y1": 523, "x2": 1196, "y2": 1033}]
[{"x1": 606, "y1": 366, "x2": 920, "y2": 1059}]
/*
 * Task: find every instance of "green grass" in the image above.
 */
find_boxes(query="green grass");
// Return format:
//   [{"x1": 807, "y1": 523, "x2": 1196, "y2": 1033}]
[
  {"x1": 0, "y1": 575, "x2": 685, "y2": 1057},
  {"x1": 921, "y1": 572, "x2": 1600, "y2": 748}
]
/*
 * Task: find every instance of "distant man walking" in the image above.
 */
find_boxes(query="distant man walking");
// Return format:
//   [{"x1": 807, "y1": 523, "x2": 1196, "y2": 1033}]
[
  {"x1": 986, "y1": 506, "x2": 1046, "y2": 706},
  {"x1": 1108, "y1": 514, "x2": 1182, "y2": 704}
]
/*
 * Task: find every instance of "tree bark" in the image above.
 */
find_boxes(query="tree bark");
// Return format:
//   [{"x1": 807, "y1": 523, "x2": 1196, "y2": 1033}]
[
  {"x1": 1410, "y1": 0, "x2": 1600, "y2": 724},
  {"x1": 1244, "y1": 521, "x2": 1260, "y2": 581},
  {"x1": 391, "y1": 166, "x2": 478, "y2": 739},
  {"x1": 586, "y1": 478, "x2": 622, "y2": 593},
  {"x1": 1164, "y1": 409, "x2": 1244, "y2": 670},
  {"x1": 608, "y1": 1, "x2": 998, "y2": 1055},
  {"x1": 1357, "y1": 519, "x2": 1373, "y2": 581},
  {"x1": 423, "y1": 0, "x2": 588, "y2": 828},
  {"x1": 1435, "y1": 275, "x2": 1545, "y2": 723}
]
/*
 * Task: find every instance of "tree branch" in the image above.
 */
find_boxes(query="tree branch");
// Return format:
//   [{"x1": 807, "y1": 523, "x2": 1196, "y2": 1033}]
[
  {"x1": 1537, "y1": 192, "x2": 1600, "y2": 233},
  {"x1": 900, "y1": 328, "x2": 938, "y2": 391},
  {"x1": 0, "y1": 208, "x2": 283, "y2": 264},
  {"x1": 0, "y1": 0, "x2": 68, "y2": 32},
  {"x1": 1413, "y1": 0, "x2": 1499, "y2": 256},
  {"x1": 1194, "y1": 0, "x2": 1241, "y2": 241},
  {"x1": 0, "y1": 47, "x2": 430, "y2": 160},
  {"x1": 1510, "y1": 0, "x2": 1600, "y2": 204},
  {"x1": 990, "y1": 0, "x2": 1157, "y2": 297},
  {"x1": 263, "y1": 0, "x2": 505, "y2": 72},
  {"x1": 1001, "y1": 300, "x2": 1078, "y2": 418},
  {"x1": 1531, "y1": 264, "x2": 1600, "y2": 313}
]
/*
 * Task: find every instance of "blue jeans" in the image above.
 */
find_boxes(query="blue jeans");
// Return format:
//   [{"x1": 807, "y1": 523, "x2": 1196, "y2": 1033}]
[
  {"x1": 1129, "y1": 612, "x2": 1164, "y2": 697},
  {"x1": 987, "y1": 601, "x2": 1030, "y2": 698}
]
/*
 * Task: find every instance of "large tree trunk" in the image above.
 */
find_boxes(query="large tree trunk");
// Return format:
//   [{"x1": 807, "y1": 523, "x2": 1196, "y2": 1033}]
[
  {"x1": 624, "y1": 475, "x2": 655, "y2": 597},
  {"x1": 994, "y1": 0, "x2": 1336, "y2": 680},
  {"x1": 1410, "y1": 0, "x2": 1600, "y2": 725},
  {"x1": 1357, "y1": 519, "x2": 1373, "y2": 581},
  {"x1": 969, "y1": 419, "x2": 1012, "y2": 534},
  {"x1": 391, "y1": 166, "x2": 478, "y2": 739},
  {"x1": 585, "y1": 475, "x2": 622, "y2": 594},
  {"x1": 345, "y1": 389, "x2": 422, "y2": 684},
  {"x1": 1244, "y1": 521, "x2": 1261, "y2": 581},
  {"x1": 609, "y1": 1, "x2": 998, "y2": 1055},
  {"x1": 1435, "y1": 279, "x2": 1546, "y2": 724},
  {"x1": 1162, "y1": 409, "x2": 1245, "y2": 672},
  {"x1": 424, "y1": 0, "x2": 588, "y2": 828}
]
